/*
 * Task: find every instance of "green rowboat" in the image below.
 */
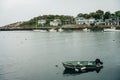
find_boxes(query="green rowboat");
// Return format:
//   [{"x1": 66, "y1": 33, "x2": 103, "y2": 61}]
[{"x1": 62, "y1": 59, "x2": 103, "y2": 70}]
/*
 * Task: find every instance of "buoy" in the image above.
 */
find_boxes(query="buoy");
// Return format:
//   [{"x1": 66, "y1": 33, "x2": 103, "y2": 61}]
[{"x1": 55, "y1": 65, "x2": 58, "y2": 67}]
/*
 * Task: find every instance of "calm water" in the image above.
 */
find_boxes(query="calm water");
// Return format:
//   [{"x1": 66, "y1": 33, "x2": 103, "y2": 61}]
[{"x1": 0, "y1": 31, "x2": 120, "y2": 80}]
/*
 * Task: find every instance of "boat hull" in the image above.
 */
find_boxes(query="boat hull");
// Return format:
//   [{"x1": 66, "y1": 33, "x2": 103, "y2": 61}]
[
  {"x1": 104, "y1": 29, "x2": 120, "y2": 32},
  {"x1": 62, "y1": 61, "x2": 102, "y2": 70}
]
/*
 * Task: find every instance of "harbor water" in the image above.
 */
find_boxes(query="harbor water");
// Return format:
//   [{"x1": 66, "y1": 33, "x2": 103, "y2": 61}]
[{"x1": 0, "y1": 31, "x2": 120, "y2": 80}]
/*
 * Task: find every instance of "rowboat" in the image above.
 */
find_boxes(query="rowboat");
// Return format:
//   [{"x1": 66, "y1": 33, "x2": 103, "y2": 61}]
[
  {"x1": 62, "y1": 59, "x2": 103, "y2": 71},
  {"x1": 63, "y1": 66, "x2": 103, "y2": 75}
]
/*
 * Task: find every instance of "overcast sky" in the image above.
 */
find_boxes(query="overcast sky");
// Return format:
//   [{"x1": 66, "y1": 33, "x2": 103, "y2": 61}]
[{"x1": 0, "y1": 0, "x2": 120, "y2": 26}]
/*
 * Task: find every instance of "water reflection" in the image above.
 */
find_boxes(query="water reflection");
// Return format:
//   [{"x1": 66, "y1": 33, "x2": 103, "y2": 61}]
[{"x1": 63, "y1": 66, "x2": 103, "y2": 76}]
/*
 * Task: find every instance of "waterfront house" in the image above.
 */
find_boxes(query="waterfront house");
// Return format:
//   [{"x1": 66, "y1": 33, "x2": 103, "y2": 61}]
[
  {"x1": 105, "y1": 17, "x2": 120, "y2": 26},
  {"x1": 88, "y1": 18, "x2": 96, "y2": 26},
  {"x1": 50, "y1": 19, "x2": 62, "y2": 26},
  {"x1": 75, "y1": 17, "x2": 86, "y2": 25},
  {"x1": 114, "y1": 17, "x2": 120, "y2": 26},
  {"x1": 62, "y1": 18, "x2": 74, "y2": 25},
  {"x1": 75, "y1": 17, "x2": 95, "y2": 26},
  {"x1": 38, "y1": 19, "x2": 46, "y2": 26},
  {"x1": 105, "y1": 19, "x2": 113, "y2": 25},
  {"x1": 95, "y1": 19, "x2": 105, "y2": 25}
]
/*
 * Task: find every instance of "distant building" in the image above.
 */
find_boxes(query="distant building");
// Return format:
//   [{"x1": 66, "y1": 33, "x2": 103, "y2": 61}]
[
  {"x1": 63, "y1": 18, "x2": 74, "y2": 25},
  {"x1": 104, "y1": 17, "x2": 120, "y2": 26},
  {"x1": 95, "y1": 19, "x2": 105, "y2": 25},
  {"x1": 75, "y1": 17, "x2": 95, "y2": 26},
  {"x1": 113, "y1": 17, "x2": 120, "y2": 26},
  {"x1": 75, "y1": 17, "x2": 86, "y2": 24},
  {"x1": 38, "y1": 19, "x2": 46, "y2": 25},
  {"x1": 116, "y1": 17, "x2": 120, "y2": 26},
  {"x1": 89, "y1": 18, "x2": 96, "y2": 25},
  {"x1": 105, "y1": 19, "x2": 113, "y2": 25},
  {"x1": 50, "y1": 19, "x2": 62, "y2": 26}
]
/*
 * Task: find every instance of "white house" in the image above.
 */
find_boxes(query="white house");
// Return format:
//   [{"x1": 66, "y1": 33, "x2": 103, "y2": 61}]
[
  {"x1": 95, "y1": 19, "x2": 105, "y2": 25},
  {"x1": 50, "y1": 19, "x2": 62, "y2": 26},
  {"x1": 75, "y1": 17, "x2": 86, "y2": 24},
  {"x1": 75, "y1": 17, "x2": 95, "y2": 25},
  {"x1": 105, "y1": 17, "x2": 120, "y2": 26},
  {"x1": 38, "y1": 19, "x2": 46, "y2": 25}
]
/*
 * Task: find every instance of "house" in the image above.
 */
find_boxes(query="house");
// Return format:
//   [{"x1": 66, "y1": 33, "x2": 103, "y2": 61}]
[
  {"x1": 114, "y1": 17, "x2": 120, "y2": 26},
  {"x1": 95, "y1": 19, "x2": 105, "y2": 25},
  {"x1": 75, "y1": 17, "x2": 95, "y2": 26},
  {"x1": 105, "y1": 19, "x2": 113, "y2": 25},
  {"x1": 38, "y1": 19, "x2": 46, "y2": 25},
  {"x1": 105, "y1": 17, "x2": 120, "y2": 26},
  {"x1": 62, "y1": 18, "x2": 74, "y2": 25},
  {"x1": 50, "y1": 19, "x2": 62, "y2": 26},
  {"x1": 75, "y1": 17, "x2": 86, "y2": 24},
  {"x1": 116, "y1": 17, "x2": 120, "y2": 26},
  {"x1": 88, "y1": 18, "x2": 96, "y2": 25}
]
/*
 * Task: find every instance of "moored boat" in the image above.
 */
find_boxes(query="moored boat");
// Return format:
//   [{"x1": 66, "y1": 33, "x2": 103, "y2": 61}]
[
  {"x1": 49, "y1": 28, "x2": 57, "y2": 32},
  {"x1": 33, "y1": 29, "x2": 47, "y2": 32},
  {"x1": 83, "y1": 28, "x2": 90, "y2": 32},
  {"x1": 62, "y1": 59, "x2": 103, "y2": 71},
  {"x1": 58, "y1": 28, "x2": 63, "y2": 32},
  {"x1": 63, "y1": 66, "x2": 103, "y2": 75},
  {"x1": 104, "y1": 27, "x2": 120, "y2": 32}
]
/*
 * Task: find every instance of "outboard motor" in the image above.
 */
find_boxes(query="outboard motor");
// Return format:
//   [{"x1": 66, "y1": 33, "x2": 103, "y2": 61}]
[{"x1": 95, "y1": 59, "x2": 103, "y2": 65}]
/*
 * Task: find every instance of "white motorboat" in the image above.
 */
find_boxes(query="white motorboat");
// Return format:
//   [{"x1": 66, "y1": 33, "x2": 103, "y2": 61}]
[
  {"x1": 58, "y1": 28, "x2": 63, "y2": 32},
  {"x1": 83, "y1": 28, "x2": 90, "y2": 32},
  {"x1": 33, "y1": 29, "x2": 47, "y2": 32},
  {"x1": 49, "y1": 28, "x2": 57, "y2": 32},
  {"x1": 104, "y1": 27, "x2": 120, "y2": 32}
]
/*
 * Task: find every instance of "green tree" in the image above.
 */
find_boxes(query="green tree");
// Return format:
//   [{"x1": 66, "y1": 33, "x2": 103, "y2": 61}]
[
  {"x1": 95, "y1": 10, "x2": 104, "y2": 19},
  {"x1": 115, "y1": 10, "x2": 120, "y2": 17},
  {"x1": 89, "y1": 12, "x2": 96, "y2": 18},
  {"x1": 77, "y1": 13, "x2": 84, "y2": 17},
  {"x1": 83, "y1": 14, "x2": 90, "y2": 19},
  {"x1": 104, "y1": 11, "x2": 111, "y2": 19}
]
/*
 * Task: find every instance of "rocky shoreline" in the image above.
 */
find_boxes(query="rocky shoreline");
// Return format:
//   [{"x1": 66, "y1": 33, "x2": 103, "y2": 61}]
[{"x1": 0, "y1": 25, "x2": 120, "y2": 31}]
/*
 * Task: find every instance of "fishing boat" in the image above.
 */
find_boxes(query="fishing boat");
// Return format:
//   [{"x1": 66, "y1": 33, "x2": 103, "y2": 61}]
[
  {"x1": 104, "y1": 27, "x2": 120, "y2": 32},
  {"x1": 58, "y1": 28, "x2": 63, "y2": 32},
  {"x1": 33, "y1": 29, "x2": 47, "y2": 32},
  {"x1": 49, "y1": 28, "x2": 57, "y2": 32},
  {"x1": 62, "y1": 59, "x2": 103, "y2": 71},
  {"x1": 83, "y1": 28, "x2": 90, "y2": 32}
]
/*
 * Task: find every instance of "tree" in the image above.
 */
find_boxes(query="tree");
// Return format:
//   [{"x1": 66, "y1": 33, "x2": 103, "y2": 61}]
[
  {"x1": 115, "y1": 10, "x2": 120, "y2": 17},
  {"x1": 96, "y1": 10, "x2": 104, "y2": 19},
  {"x1": 77, "y1": 13, "x2": 84, "y2": 17},
  {"x1": 104, "y1": 11, "x2": 111, "y2": 19},
  {"x1": 96, "y1": 10, "x2": 104, "y2": 15},
  {"x1": 83, "y1": 14, "x2": 90, "y2": 19},
  {"x1": 89, "y1": 12, "x2": 96, "y2": 18}
]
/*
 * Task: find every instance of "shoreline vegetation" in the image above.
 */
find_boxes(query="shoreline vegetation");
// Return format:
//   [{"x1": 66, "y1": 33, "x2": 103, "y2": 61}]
[{"x1": 1, "y1": 10, "x2": 120, "y2": 31}]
